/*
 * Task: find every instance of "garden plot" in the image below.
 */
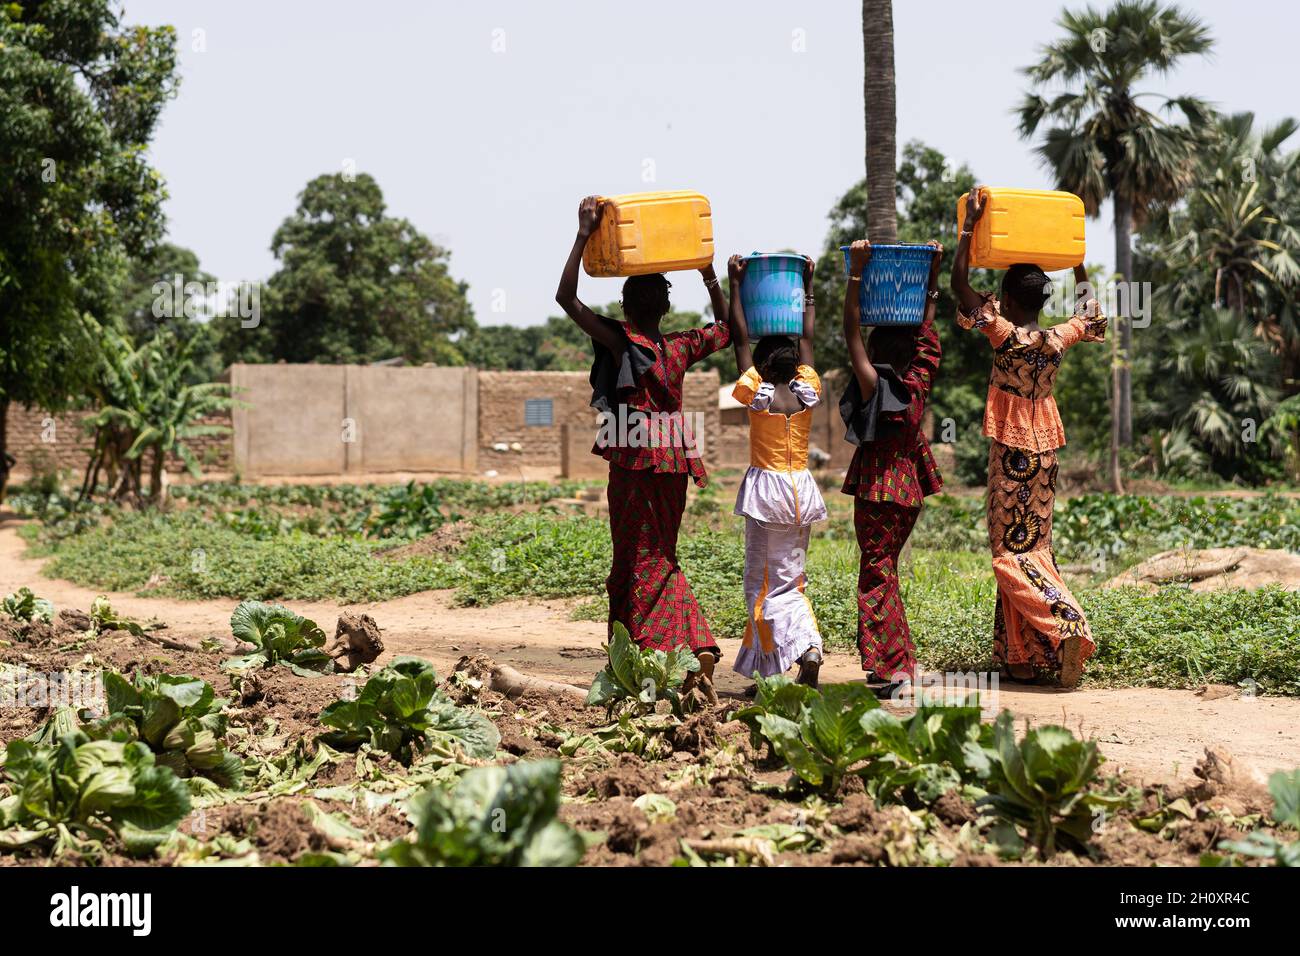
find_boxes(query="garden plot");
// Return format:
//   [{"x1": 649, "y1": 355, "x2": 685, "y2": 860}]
[{"x1": 1, "y1": 601, "x2": 1297, "y2": 868}]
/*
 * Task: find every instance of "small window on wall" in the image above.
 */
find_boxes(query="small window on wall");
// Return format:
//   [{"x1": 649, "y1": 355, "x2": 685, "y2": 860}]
[{"x1": 524, "y1": 398, "x2": 553, "y2": 427}]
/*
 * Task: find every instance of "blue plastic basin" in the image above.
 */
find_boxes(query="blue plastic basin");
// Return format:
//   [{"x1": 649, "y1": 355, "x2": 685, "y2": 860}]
[
  {"x1": 840, "y1": 244, "x2": 935, "y2": 326},
  {"x1": 741, "y1": 252, "x2": 805, "y2": 338}
]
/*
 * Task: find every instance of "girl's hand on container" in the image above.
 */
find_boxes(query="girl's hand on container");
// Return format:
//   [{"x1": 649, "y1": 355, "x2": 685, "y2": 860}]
[
  {"x1": 927, "y1": 240, "x2": 944, "y2": 280},
  {"x1": 803, "y1": 255, "x2": 815, "y2": 283},
  {"x1": 728, "y1": 254, "x2": 747, "y2": 281},
  {"x1": 848, "y1": 239, "x2": 872, "y2": 275},
  {"x1": 577, "y1": 196, "x2": 603, "y2": 236},
  {"x1": 965, "y1": 187, "x2": 987, "y2": 224}
]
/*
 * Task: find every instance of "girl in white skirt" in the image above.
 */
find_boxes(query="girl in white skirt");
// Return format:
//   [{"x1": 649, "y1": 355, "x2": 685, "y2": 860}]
[{"x1": 725, "y1": 254, "x2": 827, "y2": 687}]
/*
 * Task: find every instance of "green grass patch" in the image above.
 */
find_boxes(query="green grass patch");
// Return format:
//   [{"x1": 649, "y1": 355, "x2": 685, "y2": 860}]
[
  {"x1": 39, "y1": 511, "x2": 441, "y2": 604},
  {"x1": 439, "y1": 514, "x2": 1300, "y2": 695},
  {"x1": 22, "y1": 483, "x2": 1300, "y2": 695}
]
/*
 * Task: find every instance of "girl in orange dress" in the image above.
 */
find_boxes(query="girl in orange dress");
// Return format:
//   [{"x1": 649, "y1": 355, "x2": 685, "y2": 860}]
[{"x1": 951, "y1": 188, "x2": 1107, "y2": 688}]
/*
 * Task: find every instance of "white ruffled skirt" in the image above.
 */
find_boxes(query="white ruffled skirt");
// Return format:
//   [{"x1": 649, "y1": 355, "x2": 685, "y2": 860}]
[
  {"x1": 732, "y1": 466, "x2": 827, "y2": 527},
  {"x1": 732, "y1": 517, "x2": 823, "y2": 679}
]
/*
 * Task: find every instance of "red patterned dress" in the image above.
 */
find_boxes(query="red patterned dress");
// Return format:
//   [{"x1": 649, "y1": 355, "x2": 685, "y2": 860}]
[
  {"x1": 839, "y1": 313, "x2": 943, "y2": 682},
  {"x1": 590, "y1": 320, "x2": 730, "y2": 656}
]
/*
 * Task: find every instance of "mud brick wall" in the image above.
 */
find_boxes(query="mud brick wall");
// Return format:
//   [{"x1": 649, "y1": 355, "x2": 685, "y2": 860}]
[
  {"x1": 4, "y1": 405, "x2": 232, "y2": 480},
  {"x1": 477, "y1": 369, "x2": 720, "y2": 474},
  {"x1": 3, "y1": 408, "x2": 95, "y2": 477},
  {"x1": 719, "y1": 412, "x2": 750, "y2": 467}
]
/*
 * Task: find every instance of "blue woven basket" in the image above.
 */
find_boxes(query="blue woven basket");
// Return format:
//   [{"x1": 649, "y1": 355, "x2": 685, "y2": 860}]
[
  {"x1": 741, "y1": 252, "x2": 805, "y2": 338},
  {"x1": 840, "y1": 244, "x2": 935, "y2": 326}
]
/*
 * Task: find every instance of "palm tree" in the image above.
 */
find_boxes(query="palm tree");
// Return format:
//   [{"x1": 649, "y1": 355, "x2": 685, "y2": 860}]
[
  {"x1": 1016, "y1": 0, "x2": 1214, "y2": 453},
  {"x1": 862, "y1": 0, "x2": 897, "y2": 243},
  {"x1": 1145, "y1": 112, "x2": 1300, "y2": 393},
  {"x1": 1156, "y1": 308, "x2": 1278, "y2": 477}
]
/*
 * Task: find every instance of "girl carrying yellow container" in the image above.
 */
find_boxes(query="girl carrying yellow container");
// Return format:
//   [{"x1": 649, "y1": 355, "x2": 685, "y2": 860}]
[{"x1": 725, "y1": 254, "x2": 826, "y2": 688}]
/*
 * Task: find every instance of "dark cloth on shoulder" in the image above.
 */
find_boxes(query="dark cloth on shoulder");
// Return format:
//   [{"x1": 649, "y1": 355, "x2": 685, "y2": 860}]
[
  {"x1": 588, "y1": 317, "x2": 657, "y2": 413},
  {"x1": 839, "y1": 365, "x2": 912, "y2": 446}
]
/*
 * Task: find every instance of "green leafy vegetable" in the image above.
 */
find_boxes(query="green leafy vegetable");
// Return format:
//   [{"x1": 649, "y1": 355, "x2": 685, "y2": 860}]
[
  {"x1": 586, "y1": 622, "x2": 699, "y2": 716},
  {"x1": 224, "y1": 600, "x2": 333, "y2": 675},
  {"x1": 732, "y1": 674, "x2": 818, "y2": 749},
  {"x1": 379, "y1": 760, "x2": 589, "y2": 867},
  {"x1": 1268, "y1": 768, "x2": 1300, "y2": 829},
  {"x1": 319, "y1": 656, "x2": 499, "y2": 765},
  {"x1": 977, "y1": 712, "x2": 1125, "y2": 857},
  {"x1": 89, "y1": 595, "x2": 145, "y2": 636},
  {"x1": 85, "y1": 671, "x2": 243, "y2": 789},
  {"x1": 2, "y1": 587, "x2": 53, "y2": 623},
  {"x1": 755, "y1": 683, "x2": 882, "y2": 795},
  {"x1": 0, "y1": 732, "x2": 190, "y2": 855},
  {"x1": 1206, "y1": 768, "x2": 1300, "y2": 867},
  {"x1": 855, "y1": 704, "x2": 994, "y2": 804}
]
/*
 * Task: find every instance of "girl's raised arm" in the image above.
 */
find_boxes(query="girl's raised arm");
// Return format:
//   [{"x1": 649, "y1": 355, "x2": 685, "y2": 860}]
[
  {"x1": 843, "y1": 240, "x2": 878, "y2": 400},
  {"x1": 799, "y1": 255, "x2": 815, "y2": 368},
  {"x1": 728, "y1": 255, "x2": 754, "y2": 375},
  {"x1": 951, "y1": 187, "x2": 987, "y2": 316},
  {"x1": 556, "y1": 196, "x2": 624, "y2": 358}
]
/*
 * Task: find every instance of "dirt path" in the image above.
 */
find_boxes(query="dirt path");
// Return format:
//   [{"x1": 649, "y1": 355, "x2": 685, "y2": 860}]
[{"x1": 3, "y1": 514, "x2": 1297, "y2": 784}]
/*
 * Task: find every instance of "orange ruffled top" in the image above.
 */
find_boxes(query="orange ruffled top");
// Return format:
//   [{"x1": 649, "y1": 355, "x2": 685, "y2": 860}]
[
  {"x1": 957, "y1": 293, "x2": 1107, "y2": 453},
  {"x1": 731, "y1": 365, "x2": 827, "y2": 526},
  {"x1": 733, "y1": 365, "x2": 820, "y2": 472}
]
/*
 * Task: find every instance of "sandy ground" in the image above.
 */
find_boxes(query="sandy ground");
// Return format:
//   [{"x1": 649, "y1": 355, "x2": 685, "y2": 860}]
[{"x1": 2, "y1": 513, "x2": 1297, "y2": 785}]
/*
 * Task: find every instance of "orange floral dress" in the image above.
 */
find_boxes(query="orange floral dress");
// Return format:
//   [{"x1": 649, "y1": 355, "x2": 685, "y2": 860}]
[{"x1": 958, "y1": 293, "x2": 1107, "y2": 680}]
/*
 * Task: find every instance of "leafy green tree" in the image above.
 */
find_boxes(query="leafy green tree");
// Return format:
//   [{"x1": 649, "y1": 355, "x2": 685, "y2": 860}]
[
  {"x1": 217, "y1": 173, "x2": 474, "y2": 367},
  {"x1": 1016, "y1": 0, "x2": 1214, "y2": 449},
  {"x1": 462, "y1": 305, "x2": 723, "y2": 374},
  {"x1": 1150, "y1": 308, "x2": 1279, "y2": 480},
  {"x1": 119, "y1": 243, "x2": 212, "y2": 336},
  {"x1": 1142, "y1": 112, "x2": 1300, "y2": 387},
  {"x1": 117, "y1": 243, "x2": 226, "y2": 384},
  {"x1": 0, "y1": 1, "x2": 179, "y2": 497},
  {"x1": 461, "y1": 315, "x2": 594, "y2": 371},
  {"x1": 1135, "y1": 112, "x2": 1300, "y2": 480}
]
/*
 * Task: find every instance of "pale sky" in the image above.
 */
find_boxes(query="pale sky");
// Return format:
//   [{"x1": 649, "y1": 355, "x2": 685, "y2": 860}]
[{"x1": 123, "y1": 0, "x2": 1296, "y2": 327}]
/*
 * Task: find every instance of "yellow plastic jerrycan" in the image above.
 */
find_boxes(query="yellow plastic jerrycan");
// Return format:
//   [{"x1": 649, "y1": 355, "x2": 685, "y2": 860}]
[
  {"x1": 582, "y1": 190, "x2": 714, "y2": 277},
  {"x1": 956, "y1": 187, "x2": 1086, "y2": 271}
]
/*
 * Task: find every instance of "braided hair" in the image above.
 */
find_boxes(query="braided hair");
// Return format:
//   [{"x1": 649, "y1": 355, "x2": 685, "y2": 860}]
[
  {"x1": 1001, "y1": 263, "x2": 1052, "y2": 314},
  {"x1": 866, "y1": 326, "x2": 917, "y2": 377},
  {"x1": 753, "y1": 335, "x2": 799, "y2": 383},
  {"x1": 621, "y1": 273, "x2": 671, "y2": 323}
]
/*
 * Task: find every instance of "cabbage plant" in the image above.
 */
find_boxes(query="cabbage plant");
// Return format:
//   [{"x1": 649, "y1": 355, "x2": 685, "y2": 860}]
[
  {"x1": 0, "y1": 732, "x2": 190, "y2": 855},
  {"x1": 319, "y1": 656, "x2": 499, "y2": 765},
  {"x1": 379, "y1": 760, "x2": 587, "y2": 867},
  {"x1": 223, "y1": 600, "x2": 333, "y2": 675},
  {"x1": 88, "y1": 671, "x2": 243, "y2": 789},
  {"x1": 586, "y1": 623, "x2": 699, "y2": 717}
]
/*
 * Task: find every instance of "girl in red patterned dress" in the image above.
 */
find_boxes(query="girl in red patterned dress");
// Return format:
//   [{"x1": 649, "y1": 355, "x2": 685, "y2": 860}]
[
  {"x1": 556, "y1": 196, "x2": 731, "y2": 699},
  {"x1": 840, "y1": 239, "x2": 944, "y2": 697}
]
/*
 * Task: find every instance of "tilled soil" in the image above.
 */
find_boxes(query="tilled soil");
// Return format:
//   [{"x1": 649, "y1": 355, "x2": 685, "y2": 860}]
[
  {"x1": 4, "y1": 515, "x2": 1298, "y2": 782},
  {"x1": 0, "y1": 613, "x2": 1285, "y2": 867}
]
